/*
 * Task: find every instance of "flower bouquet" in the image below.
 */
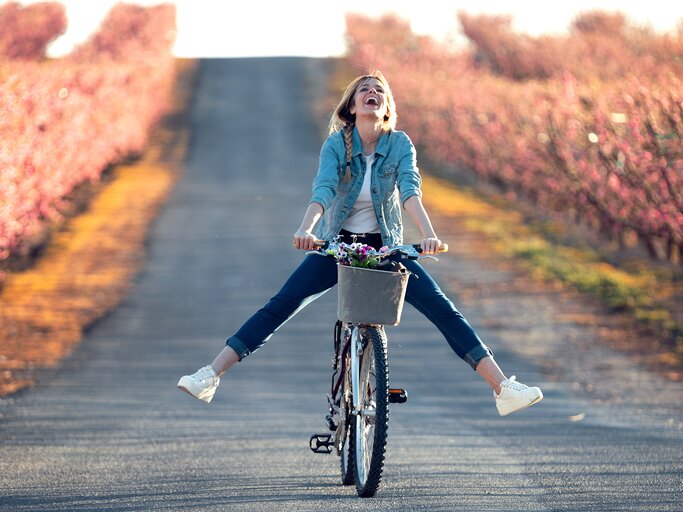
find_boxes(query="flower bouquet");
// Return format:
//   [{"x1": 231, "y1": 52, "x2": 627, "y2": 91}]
[{"x1": 323, "y1": 242, "x2": 389, "y2": 269}]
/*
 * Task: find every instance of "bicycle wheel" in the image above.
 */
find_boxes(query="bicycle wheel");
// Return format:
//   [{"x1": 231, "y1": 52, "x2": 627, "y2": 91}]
[
  {"x1": 354, "y1": 326, "x2": 389, "y2": 497},
  {"x1": 339, "y1": 346, "x2": 355, "y2": 486}
]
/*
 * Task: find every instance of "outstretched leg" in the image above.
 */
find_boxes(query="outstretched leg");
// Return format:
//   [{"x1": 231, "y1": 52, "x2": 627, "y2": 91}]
[
  {"x1": 402, "y1": 259, "x2": 542, "y2": 415},
  {"x1": 178, "y1": 253, "x2": 338, "y2": 401}
]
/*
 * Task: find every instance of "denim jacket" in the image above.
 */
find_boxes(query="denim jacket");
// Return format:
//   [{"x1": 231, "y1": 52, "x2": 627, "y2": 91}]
[{"x1": 309, "y1": 127, "x2": 422, "y2": 247}]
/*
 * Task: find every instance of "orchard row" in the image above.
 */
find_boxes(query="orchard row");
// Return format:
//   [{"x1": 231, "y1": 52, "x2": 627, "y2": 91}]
[
  {"x1": 346, "y1": 12, "x2": 682, "y2": 262},
  {"x1": 0, "y1": 2, "x2": 177, "y2": 262}
]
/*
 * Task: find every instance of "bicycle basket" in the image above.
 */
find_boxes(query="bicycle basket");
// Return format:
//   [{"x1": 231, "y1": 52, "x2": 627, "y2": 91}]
[{"x1": 337, "y1": 264, "x2": 410, "y2": 325}]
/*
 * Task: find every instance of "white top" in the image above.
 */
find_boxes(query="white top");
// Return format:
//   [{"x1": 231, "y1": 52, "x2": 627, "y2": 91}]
[{"x1": 342, "y1": 153, "x2": 380, "y2": 234}]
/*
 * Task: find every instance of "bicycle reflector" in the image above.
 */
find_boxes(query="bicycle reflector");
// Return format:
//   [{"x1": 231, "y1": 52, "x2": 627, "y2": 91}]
[{"x1": 388, "y1": 388, "x2": 408, "y2": 404}]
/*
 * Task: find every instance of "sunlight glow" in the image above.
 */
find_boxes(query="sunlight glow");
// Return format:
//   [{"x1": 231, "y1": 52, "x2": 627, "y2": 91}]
[{"x1": 16, "y1": 0, "x2": 683, "y2": 58}]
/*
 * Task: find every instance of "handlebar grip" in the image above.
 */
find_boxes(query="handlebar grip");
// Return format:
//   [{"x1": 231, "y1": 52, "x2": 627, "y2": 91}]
[{"x1": 412, "y1": 243, "x2": 449, "y2": 253}]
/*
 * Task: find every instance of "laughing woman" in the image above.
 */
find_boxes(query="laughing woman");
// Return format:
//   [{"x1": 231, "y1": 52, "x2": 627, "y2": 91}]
[{"x1": 177, "y1": 70, "x2": 543, "y2": 417}]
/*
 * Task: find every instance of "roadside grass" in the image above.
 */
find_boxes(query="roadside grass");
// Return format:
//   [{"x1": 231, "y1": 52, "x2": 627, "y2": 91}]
[
  {"x1": 0, "y1": 59, "x2": 198, "y2": 397},
  {"x1": 422, "y1": 174, "x2": 682, "y2": 380}
]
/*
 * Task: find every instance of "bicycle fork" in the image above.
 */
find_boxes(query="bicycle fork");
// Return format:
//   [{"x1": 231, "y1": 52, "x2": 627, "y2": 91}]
[{"x1": 350, "y1": 328, "x2": 361, "y2": 418}]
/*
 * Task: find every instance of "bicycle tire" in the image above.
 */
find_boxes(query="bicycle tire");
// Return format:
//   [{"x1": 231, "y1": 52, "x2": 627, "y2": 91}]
[
  {"x1": 339, "y1": 346, "x2": 355, "y2": 486},
  {"x1": 354, "y1": 326, "x2": 389, "y2": 497}
]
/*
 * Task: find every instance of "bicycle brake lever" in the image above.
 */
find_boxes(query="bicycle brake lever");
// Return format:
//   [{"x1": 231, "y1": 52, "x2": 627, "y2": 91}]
[
  {"x1": 386, "y1": 245, "x2": 420, "y2": 258},
  {"x1": 387, "y1": 245, "x2": 440, "y2": 261}
]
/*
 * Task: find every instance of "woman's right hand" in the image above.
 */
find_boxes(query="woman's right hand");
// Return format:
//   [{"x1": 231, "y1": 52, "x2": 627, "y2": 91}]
[{"x1": 293, "y1": 228, "x2": 318, "y2": 251}]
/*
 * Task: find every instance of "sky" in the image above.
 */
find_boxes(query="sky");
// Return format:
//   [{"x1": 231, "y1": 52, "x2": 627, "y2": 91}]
[{"x1": 19, "y1": 0, "x2": 683, "y2": 58}]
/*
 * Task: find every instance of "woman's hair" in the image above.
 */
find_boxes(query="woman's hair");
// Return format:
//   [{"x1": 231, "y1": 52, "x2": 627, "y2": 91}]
[{"x1": 328, "y1": 70, "x2": 397, "y2": 183}]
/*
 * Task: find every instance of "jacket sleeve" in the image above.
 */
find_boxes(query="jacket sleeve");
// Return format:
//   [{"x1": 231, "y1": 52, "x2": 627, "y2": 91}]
[
  {"x1": 309, "y1": 134, "x2": 341, "y2": 211},
  {"x1": 396, "y1": 132, "x2": 422, "y2": 205}
]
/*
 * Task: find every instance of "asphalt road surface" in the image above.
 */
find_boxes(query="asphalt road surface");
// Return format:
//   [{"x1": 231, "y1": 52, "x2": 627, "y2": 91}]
[{"x1": 1, "y1": 58, "x2": 682, "y2": 511}]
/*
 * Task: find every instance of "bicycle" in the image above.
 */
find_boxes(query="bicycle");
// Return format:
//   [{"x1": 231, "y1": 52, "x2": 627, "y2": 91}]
[{"x1": 308, "y1": 240, "x2": 447, "y2": 497}]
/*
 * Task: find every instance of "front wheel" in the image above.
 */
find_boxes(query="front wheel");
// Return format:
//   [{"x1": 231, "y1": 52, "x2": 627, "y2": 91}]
[{"x1": 353, "y1": 326, "x2": 389, "y2": 497}]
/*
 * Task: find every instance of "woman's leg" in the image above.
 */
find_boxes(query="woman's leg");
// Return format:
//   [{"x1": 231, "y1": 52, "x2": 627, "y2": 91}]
[
  {"x1": 213, "y1": 233, "x2": 381, "y2": 375},
  {"x1": 401, "y1": 259, "x2": 543, "y2": 414},
  {"x1": 178, "y1": 253, "x2": 338, "y2": 402},
  {"x1": 402, "y1": 259, "x2": 495, "y2": 373},
  {"x1": 223, "y1": 252, "x2": 338, "y2": 363}
]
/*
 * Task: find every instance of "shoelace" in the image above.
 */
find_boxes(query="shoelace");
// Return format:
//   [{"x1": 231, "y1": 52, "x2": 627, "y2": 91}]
[
  {"x1": 196, "y1": 367, "x2": 216, "y2": 384},
  {"x1": 501, "y1": 376, "x2": 528, "y2": 392}
]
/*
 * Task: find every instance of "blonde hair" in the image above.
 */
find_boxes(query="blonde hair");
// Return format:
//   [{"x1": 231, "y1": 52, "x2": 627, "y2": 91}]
[{"x1": 328, "y1": 71, "x2": 397, "y2": 183}]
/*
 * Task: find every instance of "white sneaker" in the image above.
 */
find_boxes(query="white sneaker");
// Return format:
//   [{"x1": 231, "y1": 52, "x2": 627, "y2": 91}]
[
  {"x1": 177, "y1": 365, "x2": 220, "y2": 403},
  {"x1": 494, "y1": 376, "x2": 543, "y2": 416}
]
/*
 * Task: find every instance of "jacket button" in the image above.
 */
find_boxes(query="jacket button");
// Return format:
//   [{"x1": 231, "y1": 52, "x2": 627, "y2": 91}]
[{"x1": 372, "y1": 188, "x2": 377, "y2": 194}]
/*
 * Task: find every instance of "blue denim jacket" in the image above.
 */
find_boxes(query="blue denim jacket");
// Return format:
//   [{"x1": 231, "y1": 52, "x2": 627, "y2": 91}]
[{"x1": 309, "y1": 127, "x2": 422, "y2": 247}]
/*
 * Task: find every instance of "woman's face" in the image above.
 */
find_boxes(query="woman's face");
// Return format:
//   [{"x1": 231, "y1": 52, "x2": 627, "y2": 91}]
[{"x1": 350, "y1": 78, "x2": 387, "y2": 120}]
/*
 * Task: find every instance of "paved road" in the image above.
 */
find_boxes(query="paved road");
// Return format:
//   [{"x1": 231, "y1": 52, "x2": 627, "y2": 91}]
[{"x1": 1, "y1": 58, "x2": 682, "y2": 511}]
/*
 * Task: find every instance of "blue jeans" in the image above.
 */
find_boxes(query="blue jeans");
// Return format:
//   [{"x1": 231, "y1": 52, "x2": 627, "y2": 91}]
[{"x1": 226, "y1": 238, "x2": 493, "y2": 370}]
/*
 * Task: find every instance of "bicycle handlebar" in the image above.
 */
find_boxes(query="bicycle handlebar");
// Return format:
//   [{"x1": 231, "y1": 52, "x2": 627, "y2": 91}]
[{"x1": 313, "y1": 240, "x2": 448, "y2": 256}]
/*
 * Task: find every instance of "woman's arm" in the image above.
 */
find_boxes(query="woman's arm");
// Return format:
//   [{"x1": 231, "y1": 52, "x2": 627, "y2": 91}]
[
  {"x1": 403, "y1": 195, "x2": 442, "y2": 254},
  {"x1": 293, "y1": 202, "x2": 324, "y2": 250}
]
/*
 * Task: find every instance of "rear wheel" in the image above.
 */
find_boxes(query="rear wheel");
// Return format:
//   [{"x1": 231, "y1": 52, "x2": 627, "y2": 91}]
[{"x1": 354, "y1": 326, "x2": 389, "y2": 497}]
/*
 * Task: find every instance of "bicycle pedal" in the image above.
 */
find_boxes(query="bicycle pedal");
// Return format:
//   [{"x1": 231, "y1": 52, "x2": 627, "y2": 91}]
[
  {"x1": 309, "y1": 434, "x2": 334, "y2": 454},
  {"x1": 389, "y1": 388, "x2": 408, "y2": 404}
]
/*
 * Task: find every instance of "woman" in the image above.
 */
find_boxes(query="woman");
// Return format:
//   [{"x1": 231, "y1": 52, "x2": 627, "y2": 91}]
[{"x1": 178, "y1": 71, "x2": 543, "y2": 416}]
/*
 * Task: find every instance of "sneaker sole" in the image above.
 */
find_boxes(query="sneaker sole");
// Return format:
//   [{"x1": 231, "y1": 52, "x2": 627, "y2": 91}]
[
  {"x1": 497, "y1": 390, "x2": 543, "y2": 417},
  {"x1": 177, "y1": 377, "x2": 215, "y2": 404}
]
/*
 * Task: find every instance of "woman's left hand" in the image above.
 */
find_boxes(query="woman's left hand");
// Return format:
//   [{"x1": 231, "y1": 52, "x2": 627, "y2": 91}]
[
  {"x1": 420, "y1": 236, "x2": 442, "y2": 255},
  {"x1": 293, "y1": 228, "x2": 318, "y2": 251}
]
